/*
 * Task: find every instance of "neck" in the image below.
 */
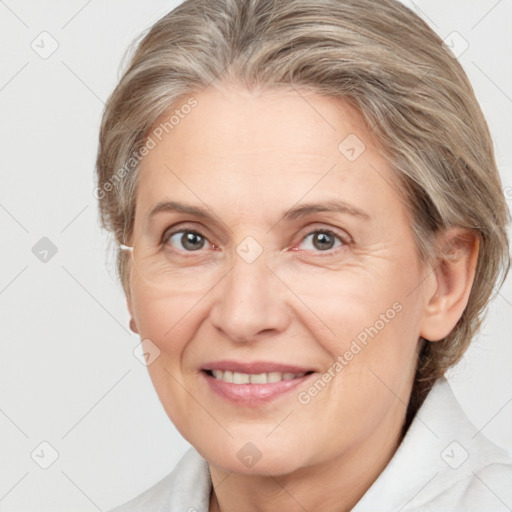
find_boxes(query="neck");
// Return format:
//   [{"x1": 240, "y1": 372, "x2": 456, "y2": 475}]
[{"x1": 208, "y1": 402, "x2": 407, "y2": 512}]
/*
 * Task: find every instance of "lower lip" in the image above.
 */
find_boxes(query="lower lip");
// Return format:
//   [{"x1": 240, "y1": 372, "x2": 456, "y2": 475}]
[{"x1": 201, "y1": 371, "x2": 315, "y2": 405}]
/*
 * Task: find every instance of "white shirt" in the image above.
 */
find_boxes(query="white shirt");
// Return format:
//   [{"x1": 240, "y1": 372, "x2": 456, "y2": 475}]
[{"x1": 110, "y1": 377, "x2": 512, "y2": 511}]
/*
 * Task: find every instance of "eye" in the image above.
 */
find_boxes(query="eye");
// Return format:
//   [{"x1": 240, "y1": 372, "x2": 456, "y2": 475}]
[
  {"x1": 161, "y1": 227, "x2": 347, "y2": 255},
  {"x1": 296, "y1": 229, "x2": 346, "y2": 253},
  {"x1": 165, "y1": 229, "x2": 209, "y2": 252}
]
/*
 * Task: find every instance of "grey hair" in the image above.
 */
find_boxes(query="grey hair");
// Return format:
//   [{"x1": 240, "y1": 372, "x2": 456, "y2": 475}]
[{"x1": 96, "y1": 0, "x2": 510, "y2": 415}]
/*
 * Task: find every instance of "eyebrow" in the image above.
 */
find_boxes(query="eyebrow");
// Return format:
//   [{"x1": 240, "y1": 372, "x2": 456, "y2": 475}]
[
  {"x1": 281, "y1": 199, "x2": 370, "y2": 221},
  {"x1": 149, "y1": 199, "x2": 370, "y2": 223},
  {"x1": 150, "y1": 200, "x2": 217, "y2": 220}
]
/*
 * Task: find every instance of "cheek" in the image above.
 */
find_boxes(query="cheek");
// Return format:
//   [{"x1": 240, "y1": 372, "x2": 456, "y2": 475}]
[
  {"x1": 130, "y1": 280, "x2": 199, "y2": 358},
  {"x1": 301, "y1": 271, "x2": 402, "y2": 339},
  {"x1": 308, "y1": 262, "x2": 423, "y2": 382},
  {"x1": 130, "y1": 283, "x2": 202, "y2": 434}
]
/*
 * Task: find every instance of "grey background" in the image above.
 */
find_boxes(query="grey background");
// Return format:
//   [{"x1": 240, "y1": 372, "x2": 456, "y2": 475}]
[{"x1": 1, "y1": 1, "x2": 511, "y2": 510}]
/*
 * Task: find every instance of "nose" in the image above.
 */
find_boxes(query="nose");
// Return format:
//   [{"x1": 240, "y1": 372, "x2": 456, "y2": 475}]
[{"x1": 209, "y1": 250, "x2": 291, "y2": 343}]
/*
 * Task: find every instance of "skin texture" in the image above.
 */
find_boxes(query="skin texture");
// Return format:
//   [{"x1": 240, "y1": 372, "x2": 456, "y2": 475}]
[{"x1": 127, "y1": 85, "x2": 479, "y2": 512}]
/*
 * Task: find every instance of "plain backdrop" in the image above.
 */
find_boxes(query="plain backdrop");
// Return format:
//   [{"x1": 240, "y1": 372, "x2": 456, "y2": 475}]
[{"x1": 1, "y1": 1, "x2": 511, "y2": 510}]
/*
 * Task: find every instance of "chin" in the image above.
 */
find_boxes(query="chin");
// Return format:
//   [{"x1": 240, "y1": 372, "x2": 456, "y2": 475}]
[{"x1": 195, "y1": 434, "x2": 311, "y2": 476}]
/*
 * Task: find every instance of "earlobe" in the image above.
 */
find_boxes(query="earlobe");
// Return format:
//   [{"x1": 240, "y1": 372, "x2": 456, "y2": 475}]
[
  {"x1": 129, "y1": 317, "x2": 139, "y2": 334},
  {"x1": 126, "y1": 295, "x2": 139, "y2": 334},
  {"x1": 420, "y1": 228, "x2": 479, "y2": 342}
]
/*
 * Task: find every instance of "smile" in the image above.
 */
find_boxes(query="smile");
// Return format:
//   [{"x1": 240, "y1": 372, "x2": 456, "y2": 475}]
[{"x1": 200, "y1": 361, "x2": 316, "y2": 405}]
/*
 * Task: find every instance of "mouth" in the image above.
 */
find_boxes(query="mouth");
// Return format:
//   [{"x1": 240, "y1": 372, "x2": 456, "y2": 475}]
[
  {"x1": 200, "y1": 361, "x2": 316, "y2": 405},
  {"x1": 204, "y1": 369, "x2": 313, "y2": 384}
]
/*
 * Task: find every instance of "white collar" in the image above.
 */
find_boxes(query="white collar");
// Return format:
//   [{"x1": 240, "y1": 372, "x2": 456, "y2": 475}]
[{"x1": 353, "y1": 376, "x2": 512, "y2": 511}]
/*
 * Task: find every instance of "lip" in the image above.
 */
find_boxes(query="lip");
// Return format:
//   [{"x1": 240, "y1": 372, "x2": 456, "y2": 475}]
[
  {"x1": 200, "y1": 360, "x2": 316, "y2": 406},
  {"x1": 202, "y1": 360, "x2": 314, "y2": 374}
]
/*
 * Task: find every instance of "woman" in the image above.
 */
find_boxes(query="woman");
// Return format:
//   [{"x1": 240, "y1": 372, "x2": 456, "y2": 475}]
[{"x1": 96, "y1": 0, "x2": 512, "y2": 510}]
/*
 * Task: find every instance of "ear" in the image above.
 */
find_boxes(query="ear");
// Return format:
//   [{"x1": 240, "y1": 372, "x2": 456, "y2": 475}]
[
  {"x1": 420, "y1": 228, "x2": 479, "y2": 342},
  {"x1": 123, "y1": 260, "x2": 139, "y2": 334},
  {"x1": 126, "y1": 295, "x2": 139, "y2": 334}
]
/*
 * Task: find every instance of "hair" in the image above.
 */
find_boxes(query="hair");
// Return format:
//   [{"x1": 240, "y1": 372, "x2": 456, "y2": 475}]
[{"x1": 96, "y1": 0, "x2": 510, "y2": 422}]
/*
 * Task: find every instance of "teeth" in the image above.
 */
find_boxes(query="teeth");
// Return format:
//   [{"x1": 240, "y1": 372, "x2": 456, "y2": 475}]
[
  {"x1": 212, "y1": 370, "x2": 223, "y2": 380},
  {"x1": 233, "y1": 372, "x2": 250, "y2": 384},
  {"x1": 250, "y1": 373, "x2": 268, "y2": 384},
  {"x1": 267, "y1": 372, "x2": 282, "y2": 383},
  {"x1": 209, "y1": 370, "x2": 307, "y2": 384}
]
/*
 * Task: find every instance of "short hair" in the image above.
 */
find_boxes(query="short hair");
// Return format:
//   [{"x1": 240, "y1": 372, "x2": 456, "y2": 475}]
[{"x1": 95, "y1": 0, "x2": 510, "y2": 416}]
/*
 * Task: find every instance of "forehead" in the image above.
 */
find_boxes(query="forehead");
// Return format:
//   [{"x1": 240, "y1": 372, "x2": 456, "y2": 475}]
[
  {"x1": 135, "y1": 85, "x2": 401, "y2": 224},
  {"x1": 144, "y1": 85, "x2": 369, "y2": 163}
]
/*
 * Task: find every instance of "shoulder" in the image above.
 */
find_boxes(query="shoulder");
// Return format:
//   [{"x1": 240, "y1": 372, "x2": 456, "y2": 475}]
[
  {"x1": 422, "y1": 459, "x2": 512, "y2": 511},
  {"x1": 456, "y1": 460, "x2": 512, "y2": 510},
  {"x1": 353, "y1": 377, "x2": 512, "y2": 511},
  {"x1": 108, "y1": 447, "x2": 211, "y2": 512},
  {"x1": 407, "y1": 378, "x2": 512, "y2": 510}
]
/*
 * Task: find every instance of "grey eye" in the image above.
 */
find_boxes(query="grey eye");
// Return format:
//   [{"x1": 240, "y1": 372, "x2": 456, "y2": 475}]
[
  {"x1": 300, "y1": 231, "x2": 343, "y2": 251},
  {"x1": 168, "y1": 231, "x2": 207, "y2": 251}
]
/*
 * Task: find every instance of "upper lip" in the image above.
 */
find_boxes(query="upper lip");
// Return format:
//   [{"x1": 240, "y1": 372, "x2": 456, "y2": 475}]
[{"x1": 202, "y1": 360, "x2": 315, "y2": 374}]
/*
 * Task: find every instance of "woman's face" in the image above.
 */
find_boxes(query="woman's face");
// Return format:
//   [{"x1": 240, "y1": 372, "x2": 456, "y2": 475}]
[{"x1": 128, "y1": 85, "x2": 433, "y2": 476}]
